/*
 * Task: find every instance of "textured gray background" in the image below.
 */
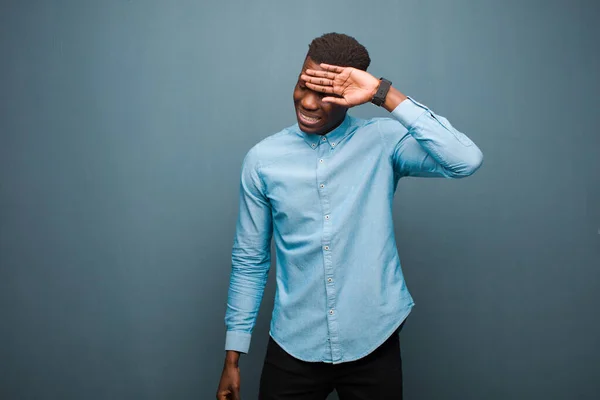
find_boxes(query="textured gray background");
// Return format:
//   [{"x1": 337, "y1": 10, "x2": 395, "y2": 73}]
[{"x1": 1, "y1": 0, "x2": 598, "y2": 399}]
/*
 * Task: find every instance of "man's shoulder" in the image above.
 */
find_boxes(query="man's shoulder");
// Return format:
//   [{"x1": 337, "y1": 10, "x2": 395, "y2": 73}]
[
  {"x1": 259, "y1": 124, "x2": 297, "y2": 146},
  {"x1": 243, "y1": 124, "x2": 298, "y2": 166},
  {"x1": 354, "y1": 114, "x2": 407, "y2": 140},
  {"x1": 352, "y1": 114, "x2": 402, "y2": 129},
  {"x1": 345, "y1": 114, "x2": 406, "y2": 142}
]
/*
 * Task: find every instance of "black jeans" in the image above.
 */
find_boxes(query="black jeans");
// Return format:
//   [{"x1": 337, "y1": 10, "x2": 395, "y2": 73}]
[{"x1": 258, "y1": 323, "x2": 404, "y2": 400}]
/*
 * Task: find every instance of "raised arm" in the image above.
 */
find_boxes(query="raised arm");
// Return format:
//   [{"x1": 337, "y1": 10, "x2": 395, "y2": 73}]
[
  {"x1": 301, "y1": 64, "x2": 483, "y2": 178},
  {"x1": 381, "y1": 88, "x2": 483, "y2": 178}
]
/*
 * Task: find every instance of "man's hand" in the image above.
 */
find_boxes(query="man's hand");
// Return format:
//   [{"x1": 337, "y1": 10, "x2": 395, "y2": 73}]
[
  {"x1": 302, "y1": 63, "x2": 408, "y2": 111},
  {"x1": 216, "y1": 361, "x2": 241, "y2": 400},
  {"x1": 301, "y1": 63, "x2": 380, "y2": 107}
]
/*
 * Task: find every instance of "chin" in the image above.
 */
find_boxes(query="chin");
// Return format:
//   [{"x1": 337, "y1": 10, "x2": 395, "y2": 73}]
[{"x1": 298, "y1": 120, "x2": 327, "y2": 135}]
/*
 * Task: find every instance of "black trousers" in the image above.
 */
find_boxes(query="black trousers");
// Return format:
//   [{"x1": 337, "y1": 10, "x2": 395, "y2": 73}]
[{"x1": 258, "y1": 323, "x2": 404, "y2": 400}]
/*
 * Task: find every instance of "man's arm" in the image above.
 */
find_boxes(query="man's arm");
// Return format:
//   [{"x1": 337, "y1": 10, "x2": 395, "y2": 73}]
[
  {"x1": 224, "y1": 145, "x2": 273, "y2": 356},
  {"x1": 301, "y1": 65, "x2": 483, "y2": 178},
  {"x1": 382, "y1": 86, "x2": 483, "y2": 178},
  {"x1": 217, "y1": 146, "x2": 272, "y2": 399}
]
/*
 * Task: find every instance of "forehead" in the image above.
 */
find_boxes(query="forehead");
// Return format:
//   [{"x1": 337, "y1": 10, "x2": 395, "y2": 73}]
[{"x1": 299, "y1": 57, "x2": 324, "y2": 75}]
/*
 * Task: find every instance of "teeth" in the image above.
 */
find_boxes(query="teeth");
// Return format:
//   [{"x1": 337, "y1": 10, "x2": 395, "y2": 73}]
[{"x1": 301, "y1": 113, "x2": 320, "y2": 122}]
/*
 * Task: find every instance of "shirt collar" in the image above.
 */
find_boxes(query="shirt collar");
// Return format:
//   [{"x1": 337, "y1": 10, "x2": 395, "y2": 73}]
[{"x1": 294, "y1": 112, "x2": 353, "y2": 150}]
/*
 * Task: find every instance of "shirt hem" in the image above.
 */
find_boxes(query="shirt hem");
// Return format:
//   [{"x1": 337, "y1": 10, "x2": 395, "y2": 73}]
[
  {"x1": 268, "y1": 302, "x2": 414, "y2": 365},
  {"x1": 346, "y1": 303, "x2": 414, "y2": 363}
]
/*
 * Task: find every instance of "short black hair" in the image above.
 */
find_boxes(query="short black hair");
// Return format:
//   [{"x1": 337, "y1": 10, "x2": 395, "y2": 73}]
[{"x1": 306, "y1": 32, "x2": 371, "y2": 71}]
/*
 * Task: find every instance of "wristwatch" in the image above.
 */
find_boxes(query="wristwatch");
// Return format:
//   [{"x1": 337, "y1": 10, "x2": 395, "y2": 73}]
[{"x1": 371, "y1": 77, "x2": 392, "y2": 107}]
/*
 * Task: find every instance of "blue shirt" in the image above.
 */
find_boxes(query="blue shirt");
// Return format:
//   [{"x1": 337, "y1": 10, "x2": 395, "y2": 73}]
[{"x1": 224, "y1": 97, "x2": 483, "y2": 364}]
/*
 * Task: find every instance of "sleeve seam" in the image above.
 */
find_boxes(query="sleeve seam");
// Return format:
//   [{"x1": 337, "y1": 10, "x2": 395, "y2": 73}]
[{"x1": 253, "y1": 145, "x2": 269, "y2": 200}]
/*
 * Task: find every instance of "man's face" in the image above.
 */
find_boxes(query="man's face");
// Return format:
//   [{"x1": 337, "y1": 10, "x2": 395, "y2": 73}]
[{"x1": 293, "y1": 56, "x2": 348, "y2": 135}]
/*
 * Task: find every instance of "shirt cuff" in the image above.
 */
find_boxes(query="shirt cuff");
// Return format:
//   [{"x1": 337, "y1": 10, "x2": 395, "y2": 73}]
[
  {"x1": 390, "y1": 96, "x2": 428, "y2": 129},
  {"x1": 225, "y1": 330, "x2": 252, "y2": 354}
]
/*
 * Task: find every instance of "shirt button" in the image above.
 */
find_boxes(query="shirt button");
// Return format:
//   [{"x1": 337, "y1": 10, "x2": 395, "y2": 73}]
[
  {"x1": 327, "y1": 278, "x2": 333, "y2": 283},
  {"x1": 319, "y1": 159, "x2": 324, "y2": 163},
  {"x1": 320, "y1": 184, "x2": 324, "y2": 188},
  {"x1": 329, "y1": 309, "x2": 334, "y2": 315},
  {"x1": 322, "y1": 137, "x2": 326, "y2": 141},
  {"x1": 324, "y1": 215, "x2": 330, "y2": 220},
  {"x1": 331, "y1": 142, "x2": 336, "y2": 147},
  {"x1": 324, "y1": 246, "x2": 329, "y2": 250},
  {"x1": 312, "y1": 143, "x2": 316, "y2": 147}
]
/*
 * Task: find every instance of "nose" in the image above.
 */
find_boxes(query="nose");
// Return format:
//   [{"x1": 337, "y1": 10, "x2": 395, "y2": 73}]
[{"x1": 300, "y1": 90, "x2": 319, "y2": 111}]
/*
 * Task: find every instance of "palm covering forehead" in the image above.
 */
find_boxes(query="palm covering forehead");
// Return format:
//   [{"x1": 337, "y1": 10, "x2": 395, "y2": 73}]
[{"x1": 301, "y1": 63, "x2": 380, "y2": 107}]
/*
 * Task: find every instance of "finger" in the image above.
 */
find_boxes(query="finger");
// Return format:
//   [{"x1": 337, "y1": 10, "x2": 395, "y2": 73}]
[
  {"x1": 319, "y1": 63, "x2": 345, "y2": 73},
  {"x1": 304, "y1": 69, "x2": 337, "y2": 80},
  {"x1": 301, "y1": 74, "x2": 334, "y2": 86},
  {"x1": 305, "y1": 82, "x2": 336, "y2": 94},
  {"x1": 232, "y1": 387, "x2": 241, "y2": 400},
  {"x1": 322, "y1": 96, "x2": 348, "y2": 106}
]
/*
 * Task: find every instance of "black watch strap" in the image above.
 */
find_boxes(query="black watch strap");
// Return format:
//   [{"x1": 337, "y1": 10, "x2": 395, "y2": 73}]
[{"x1": 371, "y1": 77, "x2": 392, "y2": 107}]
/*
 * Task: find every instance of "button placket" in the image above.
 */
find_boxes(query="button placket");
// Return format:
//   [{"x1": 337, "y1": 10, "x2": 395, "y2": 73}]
[{"x1": 315, "y1": 148, "x2": 340, "y2": 361}]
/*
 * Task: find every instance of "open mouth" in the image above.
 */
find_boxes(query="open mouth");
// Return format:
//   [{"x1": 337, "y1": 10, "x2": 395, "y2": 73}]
[{"x1": 298, "y1": 111, "x2": 322, "y2": 125}]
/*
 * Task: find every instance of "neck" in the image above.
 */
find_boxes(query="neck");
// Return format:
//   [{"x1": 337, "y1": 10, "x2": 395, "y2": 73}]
[{"x1": 316, "y1": 113, "x2": 347, "y2": 136}]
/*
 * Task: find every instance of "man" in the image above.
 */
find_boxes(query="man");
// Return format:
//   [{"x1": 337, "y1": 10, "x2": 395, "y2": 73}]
[{"x1": 216, "y1": 33, "x2": 483, "y2": 400}]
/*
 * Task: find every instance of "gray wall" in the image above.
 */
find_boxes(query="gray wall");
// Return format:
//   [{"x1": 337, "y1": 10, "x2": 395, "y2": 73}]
[{"x1": 1, "y1": 1, "x2": 598, "y2": 399}]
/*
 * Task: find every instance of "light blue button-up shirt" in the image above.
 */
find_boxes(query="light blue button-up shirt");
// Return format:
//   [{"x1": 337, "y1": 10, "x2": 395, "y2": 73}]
[{"x1": 224, "y1": 97, "x2": 483, "y2": 364}]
